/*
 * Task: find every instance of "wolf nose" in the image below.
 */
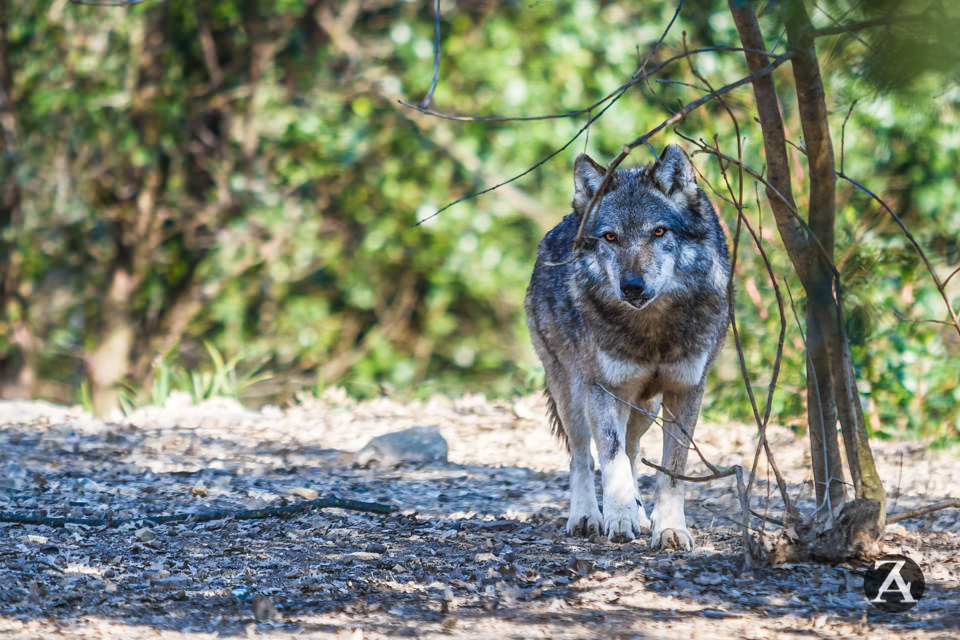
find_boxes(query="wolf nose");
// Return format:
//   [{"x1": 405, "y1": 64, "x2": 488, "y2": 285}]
[{"x1": 621, "y1": 276, "x2": 646, "y2": 297}]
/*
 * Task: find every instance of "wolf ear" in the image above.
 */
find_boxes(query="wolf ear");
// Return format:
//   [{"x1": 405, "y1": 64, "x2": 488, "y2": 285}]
[
  {"x1": 573, "y1": 154, "x2": 609, "y2": 215},
  {"x1": 650, "y1": 145, "x2": 698, "y2": 209}
]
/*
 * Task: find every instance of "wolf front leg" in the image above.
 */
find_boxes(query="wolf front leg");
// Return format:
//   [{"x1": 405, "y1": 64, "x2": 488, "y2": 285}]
[
  {"x1": 651, "y1": 385, "x2": 705, "y2": 551},
  {"x1": 625, "y1": 393, "x2": 660, "y2": 530},
  {"x1": 586, "y1": 384, "x2": 644, "y2": 541},
  {"x1": 551, "y1": 380, "x2": 602, "y2": 537}
]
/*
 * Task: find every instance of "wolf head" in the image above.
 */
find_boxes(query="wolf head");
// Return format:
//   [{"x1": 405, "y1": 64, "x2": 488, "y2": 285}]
[{"x1": 572, "y1": 145, "x2": 723, "y2": 310}]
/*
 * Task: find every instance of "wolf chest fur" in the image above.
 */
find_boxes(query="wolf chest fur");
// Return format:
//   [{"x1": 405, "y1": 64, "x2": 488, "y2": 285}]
[{"x1": 525, "y1": 145, "x2": 730, "y2": 549}]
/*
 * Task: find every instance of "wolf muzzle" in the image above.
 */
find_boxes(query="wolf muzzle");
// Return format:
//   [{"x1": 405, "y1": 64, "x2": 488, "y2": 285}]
[{"x1": 620, "y1": 275, "x2": 652, "y2": 307}]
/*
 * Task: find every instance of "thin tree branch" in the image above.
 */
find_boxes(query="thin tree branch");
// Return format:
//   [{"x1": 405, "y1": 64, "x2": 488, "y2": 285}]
[
  {"x1": 400, "y1": 47, "x2": 784, "y2": 123},
  {"x1": 837, "y1": 172, "x2": 960, "y2": 338},
  {"x1": 0, "y1": 496, "x2": 394, "y2": 528},
  {"x1": 421, "y1": 0, "x2": 441, "y2": 108},
  {"x1": 571, "y1": 52, "x2": 793, "y2": 250},
  {"x1": 943, "y1": 265, "x2": 960, "y2": 288},
  {"x1": 729, "y1": 1, "x2": 810, "y2": 286},
  {"x1": 887, "y1": 498, "x2": 960, "y2": 524},
  {"x1": 811, "y1": 14, "x2": 926, "y2": 38},
  {"x1": 69, "y1": 0, "x2": 154, "y2": 5},
  {"x1": 594, "y1": 381, "x2": 673, "y2": 425},
  {"x1": 641, "y1": 458, "x2": 737, "y2": 483},
  {"x1": 787, "y1": 129, "x2": 960, "y2": 338},
  {"x1": 414, "y1": 81, "x2": 628, "y2": 226},
  {"x1": 840, "y1": 99, "x2": 857, "y2": 175}
]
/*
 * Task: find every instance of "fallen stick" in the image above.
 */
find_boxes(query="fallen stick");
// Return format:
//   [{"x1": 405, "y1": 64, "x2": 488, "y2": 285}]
[
  {"x1": 0, "y1": 496, "x2": 395, "y2": 528},
  {"x1": 886, "y1": 498, "x2": 959, "y2": 524}
]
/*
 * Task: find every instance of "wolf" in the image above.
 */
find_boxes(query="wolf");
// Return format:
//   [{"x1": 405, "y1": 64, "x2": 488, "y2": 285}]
[{"x1": 525, "y1": 145, "x2": 729, "y2": 550}]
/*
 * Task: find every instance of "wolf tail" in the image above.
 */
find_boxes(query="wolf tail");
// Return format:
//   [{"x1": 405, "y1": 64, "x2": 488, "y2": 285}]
[{"x1": 544, "y1": 389, "x2": 569, "y2": 451}]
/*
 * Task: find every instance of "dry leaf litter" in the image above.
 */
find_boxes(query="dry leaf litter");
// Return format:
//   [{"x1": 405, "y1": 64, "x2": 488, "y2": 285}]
[{"x1": 0, "y1": 390, "x2": 957, "y2": 639}]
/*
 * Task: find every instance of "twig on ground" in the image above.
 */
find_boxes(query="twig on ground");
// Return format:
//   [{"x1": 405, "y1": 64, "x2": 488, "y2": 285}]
[
  {"x1": 0, "y1": 496, "x2": 395, "y2": 528},
  {"x1": 750, "y1": 508, "x2": 784, "y2": 527},
  {"x1": 887, "y1": 498, "x2": 960, "y2": 524}
]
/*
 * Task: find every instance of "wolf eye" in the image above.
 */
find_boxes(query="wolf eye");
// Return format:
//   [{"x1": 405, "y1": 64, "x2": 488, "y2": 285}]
[
  {"x1": 653, "y1": 227, "x2": 666, "y2": 237},
  {"x1": 602, "y1": 232, "x2": 618, "y2": 243}
]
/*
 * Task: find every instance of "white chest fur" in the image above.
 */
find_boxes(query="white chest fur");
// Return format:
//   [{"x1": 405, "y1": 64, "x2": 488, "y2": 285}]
[{"x1": 596, "y1": 349, "x2": 709, "y2": 390}]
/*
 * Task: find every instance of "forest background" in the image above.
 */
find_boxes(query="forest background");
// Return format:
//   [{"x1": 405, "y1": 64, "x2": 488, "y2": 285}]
[{"x1": 1, "y1": 0, "x2": 958, "y2": 444}]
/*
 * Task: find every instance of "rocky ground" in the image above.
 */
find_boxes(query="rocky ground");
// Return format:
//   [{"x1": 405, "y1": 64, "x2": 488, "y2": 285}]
[{"x1": 0, "y1": 391, "x2": 957, "y2": 639}]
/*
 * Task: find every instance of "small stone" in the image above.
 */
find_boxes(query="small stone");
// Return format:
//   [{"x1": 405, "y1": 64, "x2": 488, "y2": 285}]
[
  {"x1": 355, "y1": 425, "x2": 448, "y2": 467},
  {"x1": 693, "y1": 571, "x2": 723, "y2": 586},
  {"x1": 134, "y1": 527, "x2": 155, "y2": 542},
  {"x1": 290, "y1": 487, "x2": 319, "y2": 500}
]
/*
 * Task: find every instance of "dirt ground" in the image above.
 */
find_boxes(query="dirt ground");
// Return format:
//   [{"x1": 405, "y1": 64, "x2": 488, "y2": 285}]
[{"x1": 0, "y1": 390, "x2": 957, "y2": 639}]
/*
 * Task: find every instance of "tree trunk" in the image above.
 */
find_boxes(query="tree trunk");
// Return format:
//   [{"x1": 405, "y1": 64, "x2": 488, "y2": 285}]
[
  {"x1": 88, "y1": 268, "x2": 137, "y2": 415},
  {"x1": 0, "y1": 0, "x2": 34, "y2": 398},
  {"x1": 782, "y1": 0, "x2": 885, "y2": 526},
  {"x1": 729, "y1": 0, "x2": 847, "y2": 517},
  {"x1": 729, "y1": 0, "x2": 885, "y2": 545}
]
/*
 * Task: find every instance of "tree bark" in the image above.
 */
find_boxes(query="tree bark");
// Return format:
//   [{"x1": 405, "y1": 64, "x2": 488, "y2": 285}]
[
  {"x1": 782, "y1": 0, "x2": 885, "y2": 524},
  {"x1": 88, "y1": 267, "x2": 138, "y2": 415},
  {"x1": 729, "y1": 0, "x2": 846, "y2": 517},
  {"x1": 0, "y1": 1, "x2": 35, "y2": 398}
]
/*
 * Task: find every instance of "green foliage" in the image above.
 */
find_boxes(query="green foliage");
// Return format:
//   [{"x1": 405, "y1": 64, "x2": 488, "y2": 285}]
[
  {"x1": 118, "y1": 341, "x2": 272, "y2": 411},
  {"x1": 0, "y1": 0, "x2": 957, "y2": 440}
]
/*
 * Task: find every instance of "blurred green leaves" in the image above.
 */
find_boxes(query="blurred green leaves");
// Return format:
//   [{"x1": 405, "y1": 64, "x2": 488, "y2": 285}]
[{"x1": 0, "y1": 0, "x2": 957, "y2": 439}]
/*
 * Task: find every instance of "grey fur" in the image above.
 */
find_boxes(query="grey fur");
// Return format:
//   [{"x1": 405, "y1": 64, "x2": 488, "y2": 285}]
[{"x1": 524, "y1": 145, "x2": 730, "y2": 549}]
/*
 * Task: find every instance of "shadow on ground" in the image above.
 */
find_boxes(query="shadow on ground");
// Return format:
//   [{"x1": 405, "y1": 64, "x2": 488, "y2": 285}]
[{"x1": 0, "y1": 417, "x2": 957, "y2": 638}]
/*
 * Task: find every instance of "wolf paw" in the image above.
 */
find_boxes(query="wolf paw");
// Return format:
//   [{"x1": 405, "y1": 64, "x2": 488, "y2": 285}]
[
  {"x1": 652, "y1": 526, "x2": 694, "y2": 551},
  {"x1": 602, "y1": 503, "x2": 644, "y2": 542},
  {"x1": 566, "y1": 509, "x2": 602, "y2": 537}
]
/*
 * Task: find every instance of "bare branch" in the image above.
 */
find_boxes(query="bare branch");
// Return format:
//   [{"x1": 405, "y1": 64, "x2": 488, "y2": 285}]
[
  {"x1": 640, "y1": 458, "x2": 737, "y2": 483},
  {"x1": 69, "y1": 0, "x2": 153, "y2": 5},
  {"x1": 839, "y1": 99, "x2": 857, "y2": 175},
  {"x1": 400, "y1": 47, "x2": 785, "y2": 123},
  {"x1": 571, "y1": 52, "x2": 793, "y2": 250},
  {"x1": 813, "y1": 4, "x2": 876, "y2": 53},
  {"x1": 887, "y1": 498, "x2": 960, "y2": 524},
  {"x1": 422, "y1": 0, "x2": 441, "y2": 108},
  {"x1": 414, "y1": 83, "x2": 626, "y2": 226},
  {"x1": 944, "y1": 265, "x2": 960, "y2": 288},
  {"x1": 729, "y1": 1, "x2": 810, "y2": 286},
  {"x1": 837, "y1": 172, "x2": 960, "y2": 337},
  {"x1": 684, "y1": 142, "x2": 837, "y2": 277},
  {"x1": 699, "y1": 146, "x2": 793, "y2": 520},
  {"x1": 811, "y1": 14, "x2": 927, "y2": 38},
  {"x1": 594, "y1": 382, "x2": 672, "y2": 425},
  {"x1": 0, "y1": 496, "x2": 394, "y2": 528},
  {"x1": 891, "y1": 308, "x2": 958, "y2": 328}
]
